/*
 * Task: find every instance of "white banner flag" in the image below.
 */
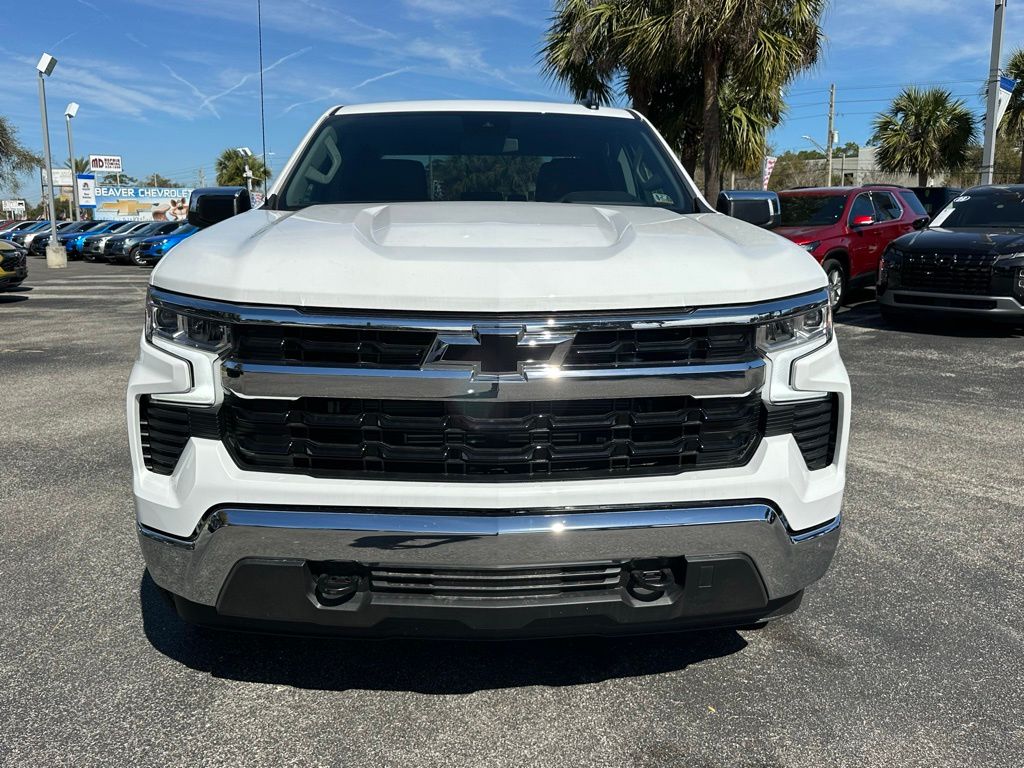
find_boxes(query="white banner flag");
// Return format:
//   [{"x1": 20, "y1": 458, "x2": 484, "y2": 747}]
[{"x1": 762, "y1": 156, "x2": 778, "y2": 190}]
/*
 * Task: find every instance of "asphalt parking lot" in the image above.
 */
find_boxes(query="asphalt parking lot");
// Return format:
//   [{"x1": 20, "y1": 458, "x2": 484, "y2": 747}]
[{"x1": 1, "y1": 261, "x2": 1022, "y2": 768}]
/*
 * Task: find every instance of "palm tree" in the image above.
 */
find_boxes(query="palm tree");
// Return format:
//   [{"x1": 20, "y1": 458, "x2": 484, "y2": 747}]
[
  {"x1": 65, "y1": 156, "x2": 89, "y2": 174},
  {"x1": 542, "y1": 0, "x2": 825, "y2": 201},
  {"x1": 998, "y1": 47, "x2": 1024, "y2": 183},
  {"x1": 216, "y1": 149, "x2": 271, "y2": 189},
  {"x1": 871, "y1": 88, "x2": 979, "y2": 187}
]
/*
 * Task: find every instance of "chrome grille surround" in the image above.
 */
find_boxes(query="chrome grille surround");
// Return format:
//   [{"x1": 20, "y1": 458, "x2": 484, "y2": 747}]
[{"x1": 148, "y1": 286, "x2": 829, "y2": 403}]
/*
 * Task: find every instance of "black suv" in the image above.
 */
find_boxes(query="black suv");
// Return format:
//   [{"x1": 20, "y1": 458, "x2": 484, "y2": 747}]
[{"x1": 878, "y1": 185, "x2": 1024, "y2": 323}]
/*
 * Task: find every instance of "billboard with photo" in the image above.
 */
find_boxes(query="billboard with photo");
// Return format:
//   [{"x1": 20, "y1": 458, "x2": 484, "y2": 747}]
[{"x1": 93, "y1": 186, "x2": 193, "y2": 221}]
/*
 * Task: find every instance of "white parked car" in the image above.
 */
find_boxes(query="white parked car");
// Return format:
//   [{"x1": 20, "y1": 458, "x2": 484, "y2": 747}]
[{"x1": 128, "y1": 100, "x2": 849, "y2": 637}]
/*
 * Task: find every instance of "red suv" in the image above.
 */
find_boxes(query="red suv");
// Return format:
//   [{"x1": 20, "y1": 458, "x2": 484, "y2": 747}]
[{"x1": 776, "y1": 185, "x2": 929, "y2": 306}]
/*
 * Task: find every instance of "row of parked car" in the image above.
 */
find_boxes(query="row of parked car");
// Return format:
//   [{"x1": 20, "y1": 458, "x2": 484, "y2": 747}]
[
  {"x1": 721, "y1": 182, "x2": 1024, "y2": 323},
  {"x1": 0, "y1": 218, "x2": 197, "y2": 267}
]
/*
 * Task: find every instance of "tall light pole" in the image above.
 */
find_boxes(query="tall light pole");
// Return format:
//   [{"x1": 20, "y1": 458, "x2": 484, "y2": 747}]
[
  {"x1": 36, "y1": 52, "x2": 65, "y2": 269},
  {"x1": 981, "y1": 0, "x2": 1008, "y2": 186},
  {"x1": 65, "y1": 102, "x2": 80, "y2": 221},
  {"x1": 802, "y1": 135, "x2": 830, "y2": 185}
]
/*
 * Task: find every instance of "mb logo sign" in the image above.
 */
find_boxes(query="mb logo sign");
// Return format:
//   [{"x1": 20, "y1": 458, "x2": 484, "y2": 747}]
[{"x1": 89, "y1": 154, "x2": 123, "y2": 174}]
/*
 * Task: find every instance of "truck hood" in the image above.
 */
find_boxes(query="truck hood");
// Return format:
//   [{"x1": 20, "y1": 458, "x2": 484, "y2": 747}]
[{"x1": 151, "y1": 202, "x2": 826, "y2": 313}]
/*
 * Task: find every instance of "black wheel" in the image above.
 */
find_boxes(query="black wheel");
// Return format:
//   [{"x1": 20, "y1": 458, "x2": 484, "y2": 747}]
[
  {"x1": 129, "y1": 246, "x2": 146, "y2": 266},
  {"x1": 83, "y1": 251, "x2": 96, "y2": 262},
  {"x1": 821, "y1": 258, "x2": 847, "y2": 308}
]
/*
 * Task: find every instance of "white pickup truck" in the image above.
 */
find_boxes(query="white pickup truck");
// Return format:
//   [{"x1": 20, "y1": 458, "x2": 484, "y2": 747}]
[{"x1": 128, "y1": 100, "x2": 849, "y2": 637}]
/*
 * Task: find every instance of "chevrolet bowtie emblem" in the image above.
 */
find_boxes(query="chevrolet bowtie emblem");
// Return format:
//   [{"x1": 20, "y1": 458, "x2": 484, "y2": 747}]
[{"x1": 425, "y1": 325, "x2": 575, "y2": 376}]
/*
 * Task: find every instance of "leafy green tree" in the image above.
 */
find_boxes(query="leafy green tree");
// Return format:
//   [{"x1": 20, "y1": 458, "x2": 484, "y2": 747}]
[
  {"x1": 0, "y1": 115, "x2": 41, "y2": 194},
  {"x1": 215, "y1": 149, "x2": 271, "y2": 188},
  {"x1": 871, "y1": 87, "x2": 978, "y2": 187},
  {"x1": 542, "y1": 0, "x2": 826, "y2": 201},
  {"x1": 143, "y1": 173, "x2": 178, "y2": 187},
  {"x1": 997, "y1": 47, "x2": 1024, "y2": 183},
  {"x1": 65, "y1": 156, "x2": 89, "y2": 174},
  {"x1": 100, "y1": 173, "x2": 138, "y2": 185}
]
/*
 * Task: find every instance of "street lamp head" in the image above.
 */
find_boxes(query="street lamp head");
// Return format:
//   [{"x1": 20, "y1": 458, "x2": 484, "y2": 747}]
[
  {"x1": 36, "y1": 53, "x2": 57, "y2": 77},
  {"x1": 65, "y1": 102, "x2": 80, "y2": 119}
]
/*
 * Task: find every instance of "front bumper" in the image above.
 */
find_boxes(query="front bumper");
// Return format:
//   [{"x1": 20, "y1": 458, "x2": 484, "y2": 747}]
[
  {"x1": 879, "y1": 288, "x2": 1024, "y2": 319},
  {"x1": 129, "y1": 294, "x2": 851, "y2": 636},
  {"x1": 140, "y1": 502, "x2": 839, "y2": 637},
  {"x1": 0, "y1": 252, "x2": 28, "y2": 287}
]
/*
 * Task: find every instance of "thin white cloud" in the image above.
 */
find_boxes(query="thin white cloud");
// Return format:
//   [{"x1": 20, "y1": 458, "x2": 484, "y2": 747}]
[
  {"x1": 402, "y1": 0, "x2": 542, "y2": 27},
  {"x1": 199, "y1": 46, "x2": 312, "y2": 113},
  {"x1": 163, "y1": 64, "x2": 219, "y2": 118},
  {"x1": 124, "y1": 32, "x2": 149, "y2": 49},
  {"x1": 353, "y1": 67, "x2": 413, "y2": 90},
  {"x1": 51, "y1": 31, "x2": 78, "y2": 50}
]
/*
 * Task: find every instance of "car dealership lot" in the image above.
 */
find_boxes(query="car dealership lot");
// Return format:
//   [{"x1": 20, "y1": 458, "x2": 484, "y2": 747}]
[{"x1": 1, "y1": 264, "x2": 1022, "y2": 768}]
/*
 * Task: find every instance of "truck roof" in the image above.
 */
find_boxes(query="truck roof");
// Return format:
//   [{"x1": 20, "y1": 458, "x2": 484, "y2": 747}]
[{"x1": 331, "y1": 100, "x2": 636, "y2": 119}]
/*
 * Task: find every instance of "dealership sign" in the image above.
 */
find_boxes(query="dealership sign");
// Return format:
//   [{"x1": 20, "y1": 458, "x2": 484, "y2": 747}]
[
  {"x1": 89, "y1": 154, "x2": 123, "y2": 174},
  {"x1": 40, "y1": 167, "x2": 74, "y2": 187},
  {"x1": 77, "y1": 174, "x2": 97, "y2": 208},
  {"x1": 2, "y1": 199, "x2": 26, "y2": 215},
  {"x1": 93, "y1": 186, "x2": 193, "y2": 221}
]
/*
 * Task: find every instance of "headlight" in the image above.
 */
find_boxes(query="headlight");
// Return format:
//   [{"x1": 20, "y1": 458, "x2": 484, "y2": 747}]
[
  {"x1": 1016, "y1": 267, "x2": 1024, "y2": 298},
  {"x1": 800, "y1": 241, "x2": 821, "y2": 252},
  {"x1": 756, "y1": 305, "x2": 832, "y2": 354},
  {"x1": 146, "y1": 291, "x2": 231, "y2": 352}
]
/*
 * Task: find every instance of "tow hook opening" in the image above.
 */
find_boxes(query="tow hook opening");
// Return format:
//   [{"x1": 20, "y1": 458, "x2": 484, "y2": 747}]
[
  {"x1": 311, "y1": 562, "x2": 365, "y2": 606},
  {"x1": 626, "y1": 559, "x2": 677, "y2": 602}
]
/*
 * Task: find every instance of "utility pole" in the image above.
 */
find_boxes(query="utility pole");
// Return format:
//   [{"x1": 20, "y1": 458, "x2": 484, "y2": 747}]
[
  {"x1": 981, "y1": 0, "x2": 1008, "y2": 186},
  {"x1": 825, "y1": 83, "x2": 836, "y2": 186}
]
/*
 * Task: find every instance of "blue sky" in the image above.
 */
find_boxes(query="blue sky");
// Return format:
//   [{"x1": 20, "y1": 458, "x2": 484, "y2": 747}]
[{"x1": 1, "y1": 0, "x2": 1021, "y2": 200}]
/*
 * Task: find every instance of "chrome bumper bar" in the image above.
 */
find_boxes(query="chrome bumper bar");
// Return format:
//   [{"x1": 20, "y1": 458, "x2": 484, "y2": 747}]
[
  {"x1": 221, "y1": 359, "x2": 766, "y2": 400},
  {"x1": 139, "y1": 503, "x2": 841, "y2": 606}
]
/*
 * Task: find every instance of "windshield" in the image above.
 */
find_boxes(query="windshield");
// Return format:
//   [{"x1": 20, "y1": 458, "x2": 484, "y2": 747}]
[
  {"x1": 930, "y1": 189, "x2": 1024, "y2": 230},
  {"x1": 277, "y1": 111, "x2": 694, "y2": 213},
  {"x1": 779, "y1": 194, "x2": 848, "y2": 227}
]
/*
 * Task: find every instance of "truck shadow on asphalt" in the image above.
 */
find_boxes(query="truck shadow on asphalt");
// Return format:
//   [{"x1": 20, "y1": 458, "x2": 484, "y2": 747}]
[
  {"x1": 836, "y1": 299, "x2": 1024, "y2": 338},
  {"x1": 139, "y1": 573, "x2": 748, "y2": 693}
]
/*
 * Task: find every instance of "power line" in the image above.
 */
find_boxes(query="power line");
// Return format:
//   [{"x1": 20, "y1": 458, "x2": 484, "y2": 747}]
[{"x1": 787, "y1": 78, "x2": 982, "y2": 97}]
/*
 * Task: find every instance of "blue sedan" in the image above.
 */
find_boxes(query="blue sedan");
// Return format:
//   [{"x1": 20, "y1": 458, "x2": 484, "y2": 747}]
[{"x1": 134, "y1": 223, "x2": 198, "y2": 266}]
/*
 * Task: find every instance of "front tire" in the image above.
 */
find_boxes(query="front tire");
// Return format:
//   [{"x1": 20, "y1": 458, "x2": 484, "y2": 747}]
[
  {"x1": 822, "y1": 258, "x2": 847, "y2": 308},
  {"x1": 129, "y1": 246, "x2": 146, "y2": 267}
]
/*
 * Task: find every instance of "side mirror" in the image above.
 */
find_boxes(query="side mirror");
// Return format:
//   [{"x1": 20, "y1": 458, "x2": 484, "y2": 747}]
[
  {"x1": 188, "y1": 187, "x2": 252, "y2": 229},
  {"x1": 851, "y1": 215, "x2": 875, "y2": 227},
  {"x1": 716, "y1": 190, "x2": 781, "y2": 229},
  {"x1": 912, "y1": 216, "x2": 929, "y2": 230}
]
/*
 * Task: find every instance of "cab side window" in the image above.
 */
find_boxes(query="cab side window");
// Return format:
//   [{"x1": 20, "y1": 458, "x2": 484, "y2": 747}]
[
  {"x1": 873, "y1": 192, "x2": 903, "y2": 222},
  {"x1": 849, "y1": 193, "x2": 874, "y2": 223}
]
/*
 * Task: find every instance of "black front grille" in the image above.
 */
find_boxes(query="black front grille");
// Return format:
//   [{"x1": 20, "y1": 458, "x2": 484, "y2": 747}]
[
  {"x1": 139, "y1": 397, "x2": 220, "y2": 475},
  {"x1": 898, "y1": 253, "x2": 995, "y2": 295},
  {"x1": 764, "y1": 395, "x2": 839, "y2": 470},
  {"x1": 369, "y1": 563, "x2": 624, "y2": 599},
  {"x1": 564, "y1": 325, "x2": 755, "y2": 368},
  {"x1": 1, "y1": 252, "x2": 26, "y2": 271},
  {"x1": 234, "y1": 325, "x2": 437, "y2": 368},
  {"x1": 228, "y1": 322, "x2": 757, "y2": 371},
  {"x1": 138, "y1": 394, "x2": 842, "y2": 478},
  {"x1": 220, "y1": 393, "x2": 765, "y2": 481}
]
